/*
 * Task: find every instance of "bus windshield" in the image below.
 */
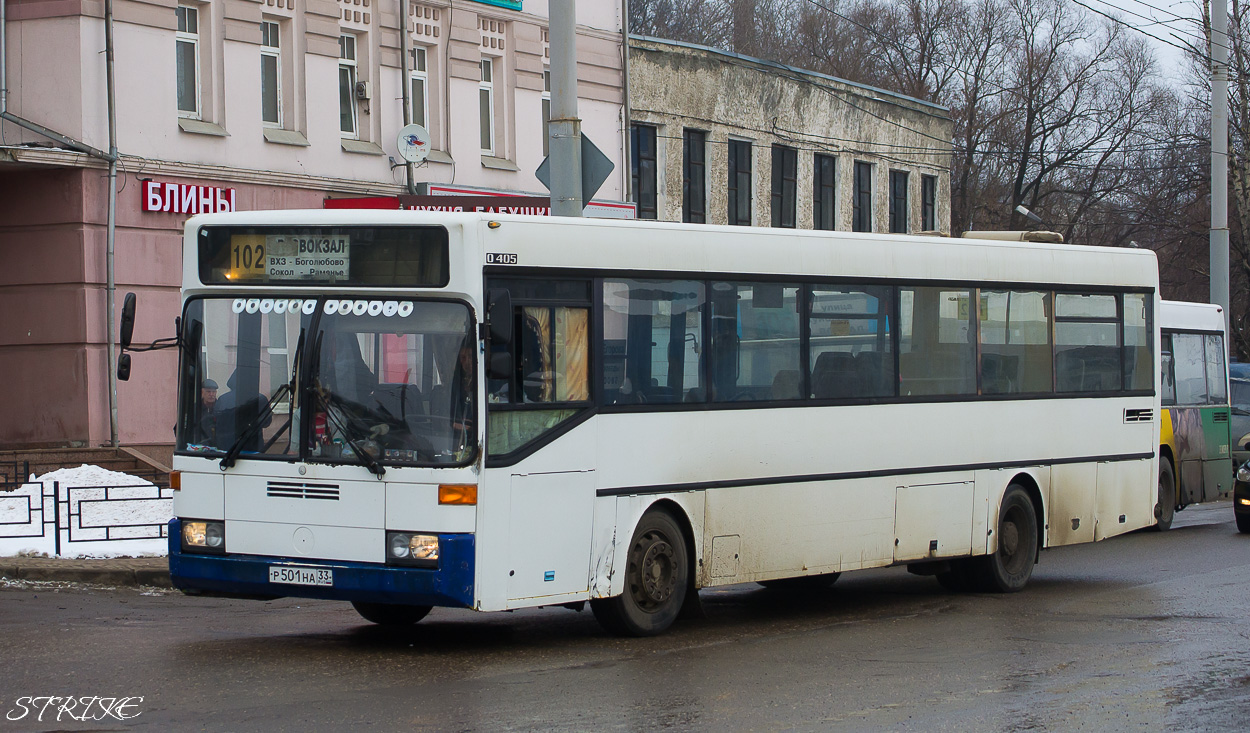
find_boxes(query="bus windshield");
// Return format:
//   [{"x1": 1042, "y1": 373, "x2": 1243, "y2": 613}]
[{"x1": 177, "y1": 296, "x2": 476, "y2": 467}]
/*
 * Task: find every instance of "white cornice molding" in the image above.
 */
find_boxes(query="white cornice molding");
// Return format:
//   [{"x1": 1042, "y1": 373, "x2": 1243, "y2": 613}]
[{"x1": 0, "y1": 146, "x2": 408, "y2": 196}]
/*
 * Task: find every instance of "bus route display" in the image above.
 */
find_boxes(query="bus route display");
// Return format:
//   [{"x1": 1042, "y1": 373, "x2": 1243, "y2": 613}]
[{"x1": 198, "y1": 225, "x2": 449, "y2": 287}]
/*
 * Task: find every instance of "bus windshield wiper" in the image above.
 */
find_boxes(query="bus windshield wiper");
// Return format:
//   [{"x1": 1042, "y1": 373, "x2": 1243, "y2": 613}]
[
  {"x1": 320, "y1": 395, "x2": 386, "y2": 478},
  {"x1": 218, "y1": 383, "x2": 289, "y2": 470},
  {"x1": 220, "y1": 329, "x2": 304, "y2": 470}
]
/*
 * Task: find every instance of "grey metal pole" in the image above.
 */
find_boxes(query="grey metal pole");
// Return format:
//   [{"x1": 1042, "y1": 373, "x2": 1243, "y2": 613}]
[
  {"x1": 549, "y1": 0, "x2": 582, "y2": 217},
  {"x1": 106, "y1": 0, "x2": 120, "y2": 447},
  {"x1": 1212, "y1": 0, "x2": 1230, "y2": 333},
  {"x1": 399, "y1": 0, "x2": 416, "y2": 195}
]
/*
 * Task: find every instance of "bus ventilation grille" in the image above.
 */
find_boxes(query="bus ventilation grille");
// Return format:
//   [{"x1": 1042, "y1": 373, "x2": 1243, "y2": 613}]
[
  {"x1": 1213, "y1": 412, "x2": 1229, "y2": 423},
  {"x1": 1123, "y1": 408, "x2": 1153, "y2": 423},
  {"x1": 266, "y1": 481, "x2": 341, "y2": 501}
]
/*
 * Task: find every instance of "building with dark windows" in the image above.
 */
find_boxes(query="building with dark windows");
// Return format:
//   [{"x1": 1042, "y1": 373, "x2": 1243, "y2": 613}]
[{"x1": 627, "y1": 36, "x2": 952, "y2": 234}]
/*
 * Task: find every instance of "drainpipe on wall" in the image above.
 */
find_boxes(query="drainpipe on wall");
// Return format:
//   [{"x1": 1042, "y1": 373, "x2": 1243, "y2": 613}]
[
  {"x1": 2, "y1": 0, "x2": 122, "y2": 447},
  {"x1": 620, "y1": 0, "x2": 631, "y2": 204},
  {"x1": 105, "y1": 0, "x2": 120, "y2": 448}
]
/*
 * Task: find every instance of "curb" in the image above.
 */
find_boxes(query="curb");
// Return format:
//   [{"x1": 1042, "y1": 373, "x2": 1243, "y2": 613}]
[{"x1": 0, "y1": 561, "x2": 172, "y2": 589}]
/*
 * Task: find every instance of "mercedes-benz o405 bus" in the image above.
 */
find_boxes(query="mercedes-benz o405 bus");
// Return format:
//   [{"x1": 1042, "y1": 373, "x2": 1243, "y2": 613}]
[{"x1": 164, "y1": 211, "x2": 1160, "y2": 636}]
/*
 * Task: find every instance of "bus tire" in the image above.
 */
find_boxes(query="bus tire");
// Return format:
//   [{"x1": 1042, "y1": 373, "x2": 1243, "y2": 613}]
[
  {"x1": 1237, "y1": 512, "x2": 1250, "y2": 534},
  {"x1": 351, "y1": 601, "x2": 432, "y2": 626},
  {"x1": 590, "y1": 509, "x2": 689, "y2": 637},
  {"x1": 757, "y1": 572, "x2": 841, "y2": 590},
  {"x1": 968, "y1": 484, "x2": 1038, "y2": 593},
  {"x1": 1154, "y1": 457, "x2": 1176, "y2": 531}
]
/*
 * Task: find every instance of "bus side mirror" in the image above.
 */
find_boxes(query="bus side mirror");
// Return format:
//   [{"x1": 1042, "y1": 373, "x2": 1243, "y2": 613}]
[
  {"x1": 117, "y1": 352, "x2": 132, "y2": 382},
  {"x1": 485, "y1": 289, "x2": 513, "y2": 381},
  {"x1": 119, "y1": 292, "x2": 137, "y2": 349}
]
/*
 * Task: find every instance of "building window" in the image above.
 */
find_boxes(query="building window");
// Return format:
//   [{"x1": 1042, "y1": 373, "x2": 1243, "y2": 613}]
[
  {"x1": 479, "y1": 58, "x2": 496, "y2": 155},
  {"x1": 339, "y1": 35, "x2": 358, "y2": 138},
  {"x1": 771, "y1": 145, "x2": 797, "y2": 228},
  {"x1": 922, "y1": 175, "x2": 937, "y2": 231},
  {"x1": 176, "y1": 6, "x2": 200, "y2": 118},
  {"x1": 260, "y1": 21, "x2": 282, "y2": 127},
  {"x1": 728, "y1": 139, "x2": 753, "y2": 226},
  {"x1": 542, "y1": 68, "x2": 551, "y2": 157},
  {"x1": 814, "y1": 154, "x2": 836, "y2": 230},
  {"x1": 682, "y1": 129, "x2": 706, "y2": 224},
  {"x1": 853, "y1": 161, "x2": 872, "y2": 233},
  {"x1": 410, "y1": 47, "x2": 428, "y2": 129},
  {"x1": 889, "y1": 170, "x2": 909, "y2": 234},
  {"x1": 631, "y1": 124, "x2": 658, "y2": 220}
]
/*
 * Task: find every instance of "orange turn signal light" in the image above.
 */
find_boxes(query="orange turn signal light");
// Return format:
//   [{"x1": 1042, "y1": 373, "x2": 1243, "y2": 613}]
[
  {"x1": 169, "y1": 470, "x2": 181, "y2": 491},
  {"x1": 438, "y1": 484, "x2": 477, "y2": 505}
]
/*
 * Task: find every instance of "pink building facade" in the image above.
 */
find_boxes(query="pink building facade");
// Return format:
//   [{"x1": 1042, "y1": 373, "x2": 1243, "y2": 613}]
[{"x1": 0, "y1": 0, "x2": 627, "y2": 449}]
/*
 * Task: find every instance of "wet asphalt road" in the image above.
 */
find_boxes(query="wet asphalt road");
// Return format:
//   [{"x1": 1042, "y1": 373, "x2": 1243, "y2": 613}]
[{"x1": 2, "y1": 503, "x2": 1249, "y2": 732}]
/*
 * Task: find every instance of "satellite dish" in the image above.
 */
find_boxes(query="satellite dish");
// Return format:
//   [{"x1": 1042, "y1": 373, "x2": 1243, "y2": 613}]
[{"x1": 397, "y1": 124, "x2": 431, "y2": 163}]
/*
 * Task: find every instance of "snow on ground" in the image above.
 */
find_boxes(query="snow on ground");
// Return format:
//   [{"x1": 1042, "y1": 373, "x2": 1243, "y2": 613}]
[{"x1": 0, "y1": 465, "x2": 171, "y2": 559}]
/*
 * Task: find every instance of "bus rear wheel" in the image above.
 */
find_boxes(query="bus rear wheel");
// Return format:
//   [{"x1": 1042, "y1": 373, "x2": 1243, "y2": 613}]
[
  {"x1": 757, "y1": 572, "x2": 841, "y2": 590},
  {"x1": 968, "y1": 485, "x2": 1038, "y2": 593},
  {"x1": 351, "y1": 601, "x2": 432, "y2": 626},
  {"x1": 590, "y1": 509, "x2": 689, "y2": 637},
  {"x1": 1154, "y1": 457, "x2": 1176, "y2": 531}
]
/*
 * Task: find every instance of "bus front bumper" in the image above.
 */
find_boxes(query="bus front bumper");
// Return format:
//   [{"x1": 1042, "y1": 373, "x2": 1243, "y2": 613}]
[{"x1": 167, "y1": 519, "x2": 475, "y2": 608}]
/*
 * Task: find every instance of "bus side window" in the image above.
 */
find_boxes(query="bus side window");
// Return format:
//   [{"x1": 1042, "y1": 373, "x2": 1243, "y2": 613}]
[
  {"x1": 979, "y1": 290, "x2": 1052, "y2": 395},
  {"x1": 1161, "y1": 334, "x2": 1176, "y2": 405},
  {"x1": 709, "y1": 281, "x2": 801, "y2": 403},
  {"x1": 1055, "y1": 293, "x2": 1121, "y2": 393},
  {"x1": 1206, "y1": 334, "x2": 1227, "y2": 404},
  {"x1": 809, "y1": 284, "x2": 894, "y2": 399},
  {"x1": 1172, "y1": 333, "x2": 1208, "y2": 406},
  {"x1": 603, "y1": 279, "x2": 706, "y2": 404},
  {"x1": 899, "y1": 287, "x2": 975, "y2": 396},
  {"x1": 485, "y1": 278, "x2": 593, "y2": 458},
  {"x1": 1123, "y1": 292, "x2": 1152, "y2": 392}
]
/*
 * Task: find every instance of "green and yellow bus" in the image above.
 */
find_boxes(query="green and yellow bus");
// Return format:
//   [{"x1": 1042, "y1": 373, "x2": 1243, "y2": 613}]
[{"x1": 1157, "y1": 300, "x2": 1232, "y2": 529}]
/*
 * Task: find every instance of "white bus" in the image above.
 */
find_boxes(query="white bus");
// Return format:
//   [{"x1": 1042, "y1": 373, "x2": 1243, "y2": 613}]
[{"x1": 160, "y1": 212, "x2": 1160, "y2": 636}]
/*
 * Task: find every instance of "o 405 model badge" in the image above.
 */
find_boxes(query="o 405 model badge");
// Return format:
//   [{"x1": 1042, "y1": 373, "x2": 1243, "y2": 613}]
[{"x1": 486, "y1": 253, "x2": 518, "y2": 265}]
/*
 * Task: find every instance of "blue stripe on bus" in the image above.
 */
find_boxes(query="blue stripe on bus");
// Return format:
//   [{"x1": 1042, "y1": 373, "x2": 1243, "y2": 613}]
[{"x1": 167, "y1": 519, "x2": 475, "y2": 609}]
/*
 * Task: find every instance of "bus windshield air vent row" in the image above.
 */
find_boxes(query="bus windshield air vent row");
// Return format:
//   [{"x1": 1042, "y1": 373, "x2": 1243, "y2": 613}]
[
  {"x1": 1123, "y1": 408, "x2": 1154, "y2": 423},
  {"x1": 266, "y1": 481, "x2": 341, "y2": 500}
]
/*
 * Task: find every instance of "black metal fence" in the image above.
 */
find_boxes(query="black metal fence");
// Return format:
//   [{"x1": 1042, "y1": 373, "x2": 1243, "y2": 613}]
[
  {"x1": 0, "y1": 481, "x2": 173, "y2": 557},
  {"x1": 0, "y1": 459, "x2": 30, "y2": 491}
]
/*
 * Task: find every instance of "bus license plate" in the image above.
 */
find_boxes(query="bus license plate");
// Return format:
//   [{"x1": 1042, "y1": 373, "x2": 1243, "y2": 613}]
[{"x1": 268, "y1": 565, "x2": 334, "y2": 587}]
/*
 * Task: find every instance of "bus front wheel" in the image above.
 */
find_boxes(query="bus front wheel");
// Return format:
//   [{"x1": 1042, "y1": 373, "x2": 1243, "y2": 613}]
[
  {"x1": 1154, "y1": 457, "x2": 1176, "y2": 531},
  {"x1": 351, "y1": 601, "x2": 432, "y2": 626},
  {"x1": 591, "y1": 509, "x2": 689, "y2": 637}
]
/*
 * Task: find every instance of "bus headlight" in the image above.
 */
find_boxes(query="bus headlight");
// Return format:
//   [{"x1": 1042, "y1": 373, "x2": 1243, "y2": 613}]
[
  {"x1": 386, "y1": 531, "x2": 439, "y2": 568},
  {"x1": 1238, "y1": 463, "x2": 1250, "y2": 484},
  {"x1": 182, "y1": 520, "x2": 225, "y2": 553}
]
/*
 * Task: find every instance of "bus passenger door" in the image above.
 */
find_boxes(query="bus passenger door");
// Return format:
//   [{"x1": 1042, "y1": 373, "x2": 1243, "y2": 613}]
[{"x1": 505, "y1": 470, "x2": 595, "y2": 602}]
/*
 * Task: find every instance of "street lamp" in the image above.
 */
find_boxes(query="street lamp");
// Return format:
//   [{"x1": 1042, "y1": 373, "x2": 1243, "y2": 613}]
[{"x1": 1015, "y1": 205, "x2": 1045, "y2": 226}]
